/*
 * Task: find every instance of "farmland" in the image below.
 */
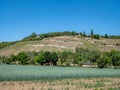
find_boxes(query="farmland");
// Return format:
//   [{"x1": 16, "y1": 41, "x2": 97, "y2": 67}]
[
  {"x1": 0, "y1": 77, "x2": 120, "y2": 90},
  {"x1": 0, "y1": 65, "x2": 120, "y2": 81},
  {"x1": 0, "y1": 65, "x2": 120, "y2": 90}
]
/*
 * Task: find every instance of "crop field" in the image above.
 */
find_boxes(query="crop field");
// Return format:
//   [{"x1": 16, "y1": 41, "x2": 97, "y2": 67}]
[
  {"x1": 0, "y1": 65, "x2": 120, "y2": 90},
  {"x1": 0, "y1": 65, "x2": 120, "y2": 81}
]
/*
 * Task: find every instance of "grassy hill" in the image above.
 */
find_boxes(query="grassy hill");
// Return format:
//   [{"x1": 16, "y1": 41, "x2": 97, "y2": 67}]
[{"x1": 0, "y1": 35, "x2": 120, "y2": 56}]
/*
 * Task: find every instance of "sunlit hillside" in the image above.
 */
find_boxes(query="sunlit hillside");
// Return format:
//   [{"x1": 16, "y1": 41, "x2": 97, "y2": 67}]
[{"x1": 0, "y1": 35, "x2": 120, "y2": 56}]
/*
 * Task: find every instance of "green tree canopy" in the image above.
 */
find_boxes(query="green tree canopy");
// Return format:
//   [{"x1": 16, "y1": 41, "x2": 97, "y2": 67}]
[
  {"x1": 17, "y1": 52, "x2": 29, "y2": 65},
  {"x1": 51, "y1": 52, "x2": 58, "y2": 65}
]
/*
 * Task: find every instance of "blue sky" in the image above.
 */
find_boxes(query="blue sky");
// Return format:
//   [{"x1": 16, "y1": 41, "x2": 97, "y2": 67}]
[{"x1": 0, "y1": 0, "x2": 120, "y2": 42}]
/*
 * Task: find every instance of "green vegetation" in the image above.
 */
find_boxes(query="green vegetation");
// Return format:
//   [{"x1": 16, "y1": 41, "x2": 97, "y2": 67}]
[
  {"x1": 0, "y1": 31, "x2": 120, "y2": 50},
  {"x1": 91, "y1": 30, "x2": 100, "y2": 39},
  {"x1": 0, "y1": 48, "x2": 120, "y2": 68},
  {"x1": 34, "y1": 51, "x2": 58, "y2": 65},
  {"x1": 0, "y1": 31, "x2": 120, "y2": 68},
  {"x1": 22, "y1": 31, "x2": 79, "y2": 41},
  {"x1": 22, "y1": 31, "x2": 120, "y2": 42},
  {"x1": 0, "y1": 41, "x2": 16, "y2": 49},
  {"x1": 0, "y1": 65, "x2": 120, "y2": 81}
]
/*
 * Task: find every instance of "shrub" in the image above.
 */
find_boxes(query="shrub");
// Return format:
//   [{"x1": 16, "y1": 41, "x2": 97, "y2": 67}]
[
  {"x1": 17, "y1": 52, "x2": 30, "y2": 65},
  {"x1": 97, "y1": 55, "x2": 112, "y2": 68}
]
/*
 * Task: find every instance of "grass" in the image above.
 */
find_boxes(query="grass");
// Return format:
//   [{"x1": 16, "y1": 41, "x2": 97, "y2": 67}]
[
  {"x1": 0, "y1": 36, "x2": 120, "y2": 56},
  {"x1": 0, "y1": 65, "x2": 120, "y2": 81}
]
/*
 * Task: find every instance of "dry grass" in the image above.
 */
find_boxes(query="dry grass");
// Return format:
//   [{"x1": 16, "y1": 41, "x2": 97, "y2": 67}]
[
  {"x1": 0, "y1": 36, "x2": 120, "y2": 56},
  {"x1": 0, "y1": 77, "x2": 120, "y2": 90}
]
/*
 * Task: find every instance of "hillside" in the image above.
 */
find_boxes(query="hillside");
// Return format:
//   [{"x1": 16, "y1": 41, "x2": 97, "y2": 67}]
[{"x1": 0, "y1": 35, "x2": 120, "y2": 56}]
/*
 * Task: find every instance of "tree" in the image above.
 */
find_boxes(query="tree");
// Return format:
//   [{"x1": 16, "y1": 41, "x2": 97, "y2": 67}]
[
  {"x1": 91, "y1": 29, "x2": 94, "y2": 37},
  {"x1": 23, "y1": 32, "x2": 37, "y2": 41},
  {"x1": 30, "y1": 32, "x2": 37, "y2": 38},
  {"x1": 10, "y1": 55, "x2": 17, "y2": 62},
  {"x1": 73, "y1": 54, "x2": 83, "y2": 66},
  {"x1": 44, "y1": 51, "x2": 51, "y2": 62},
  {"x1": 111, "y1": 50, "x2": 120, "y2": 66},
  {"x1": 1, "y1": 56, "x2": 7, "y2": 64},
  {"x1": 93, "y1": 34, "x2": 100, "y2": 39},
  {"x1": 89, "y1": 50, "x2": 100, "y2": 63},
  {"x1": 83, "y1": 31, "x2": 86, "y2": 37},
  {"x1": 59, "y1": 51, "x2": 68, "y2": 63},
  {"x1": 71, "y1": 31, "x2": 78, "y2": 36},
  {"x1": 105, "y1": 34, "x2": 108, "y2": 39},
  {"x1": 58, "y1": 51, "x2": 71, "y2": 66},
  {"x1": 34, "y1": 52, "x2": 45, "y2": 65},
  {"x1": 26, "y1": 51, "x2": 36, "y2": 64},
  {"x1": 6, "y1": 55, "x2": 17, "y2": 64},
  {"x1": 51, "y1": 52, "x2": 58, "y2": 65},
  {"x1": 17, "y1": 52, "x2": 29, "y2": 65},
  {"x1": 97, "y1": 54, "x2": 111, "y2": 68}
]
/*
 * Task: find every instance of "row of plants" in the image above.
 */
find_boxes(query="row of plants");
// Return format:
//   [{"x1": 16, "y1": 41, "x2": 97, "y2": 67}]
[
  {"x1": 0, "y1": 48, "x2": 120, "y2": 68},
  {"x1": 0, "y1": 65, "x2": 120, "y2": 81}
]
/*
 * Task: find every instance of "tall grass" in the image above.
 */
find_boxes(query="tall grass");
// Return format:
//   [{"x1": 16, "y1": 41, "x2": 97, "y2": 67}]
[{"x1": 0, "y1": 65, "x2": 120, "y2": 81}]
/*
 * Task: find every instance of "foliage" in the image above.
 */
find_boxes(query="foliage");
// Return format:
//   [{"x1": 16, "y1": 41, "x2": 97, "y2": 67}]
[
  {"x1": 58, "y1": 51, "x2": 74, "y2": 66},
  {"x1": 92, "y1": 34, "x2": 100, "y2": 39},
  {"x1": 91, "y1": 29, "x2": 94, "y2": 36},
  {"x1": 34, "y1": 51, "x2": 58, "y2": 65},
  {"x1": 0, "y1": 47, "x2": 120, "y2": 68},
  {"x1": 110, "y1": 50, "x2": 120, "y2": 66},
  {"x1": 0, "y1": 41, "x2": 16, "y2": 49},
  {"x1": 21, "y1": 30, "x2": 103, "y2": 41},
  {"x1": 16, "y1": 52, "x2": 30, "y2": 65},
  {"x1": 0, "y1": 56, "x2": 7, "y2": 64},
  {"x1": 73, "y1": 53, "x2": 83, "y2": 66},
  {"x1": 0, "y1": 31, "x2": 120, "y2": 50},
  {"x1": 22, "y1": 31, "x2": 79, "y2": 41},
  {"x1": 34, "y1": 52, "x2": 45, "y2": 65},
  {"x1": 103, "y1": 35, "x2": 120, "y2": 39},
  {"x1": 104, "y1": 33, "x2": 108, "y2": 39},
  {"x1": 97, "y1": 54, "x2": 112, "y2": 68},
  {"x1": 51, "y1": 52, "x2": 58, "y2": 65}
]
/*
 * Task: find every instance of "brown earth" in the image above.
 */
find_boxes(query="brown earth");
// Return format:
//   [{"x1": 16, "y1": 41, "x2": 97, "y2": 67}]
[
  {"x1": 0, "y1": 77, "x2": 120, "y2": 90},
  {"x1": 0, "y1": 36, "x2": 120, "y2": 56}
]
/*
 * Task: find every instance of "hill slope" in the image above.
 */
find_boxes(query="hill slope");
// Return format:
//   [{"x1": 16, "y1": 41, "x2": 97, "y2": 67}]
[{"x1": 0, "y1": 36, "x2": 120, "y2": 56}]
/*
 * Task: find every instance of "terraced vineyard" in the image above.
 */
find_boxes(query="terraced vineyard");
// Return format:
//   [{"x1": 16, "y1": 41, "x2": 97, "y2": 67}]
[{"x1": 0, "y1": 36, "x2": 120, "y2": 56}]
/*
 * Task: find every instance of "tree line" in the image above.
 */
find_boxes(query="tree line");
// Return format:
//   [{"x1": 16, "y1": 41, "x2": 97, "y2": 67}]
[
  {"x1": 0, "y1": 48, "x2": 120, "y2": 68},
  {"x1": 0, "y1": 30, "x2": 120, "y2": 49},
  {"x1": 22, "y1": 30, "x2": 120, "y2": 41}
]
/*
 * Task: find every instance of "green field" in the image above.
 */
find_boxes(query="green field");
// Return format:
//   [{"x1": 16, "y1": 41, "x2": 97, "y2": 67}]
[{"x1": 0, "y1": 65, "x2": 120, "y2": 81}]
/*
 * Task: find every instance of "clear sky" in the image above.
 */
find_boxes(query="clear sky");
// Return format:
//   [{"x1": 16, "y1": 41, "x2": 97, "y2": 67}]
[{"x1": 0, "y1": 0, "x2": 120, "y2": 42}]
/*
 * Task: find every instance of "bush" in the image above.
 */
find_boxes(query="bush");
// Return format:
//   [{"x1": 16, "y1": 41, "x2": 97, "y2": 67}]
[
  {"x1": 17, "y1": 52, "x2": 30, "y2": 65},
  {"x1": 34, "y1": 52, "x2": 45, "y2": 65},
  {"x1": 34, "y1": 51, "x2": 58, "y2": 65},
  {"x1": 111, "y1": 50, "x2": 120, "y2": 66},
  {"x1": 92, "y1": 34, "x2": 100, "y2": 39},
  {"x1": 97, "y1": 55, "x2": 112, "y2": 68}
]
